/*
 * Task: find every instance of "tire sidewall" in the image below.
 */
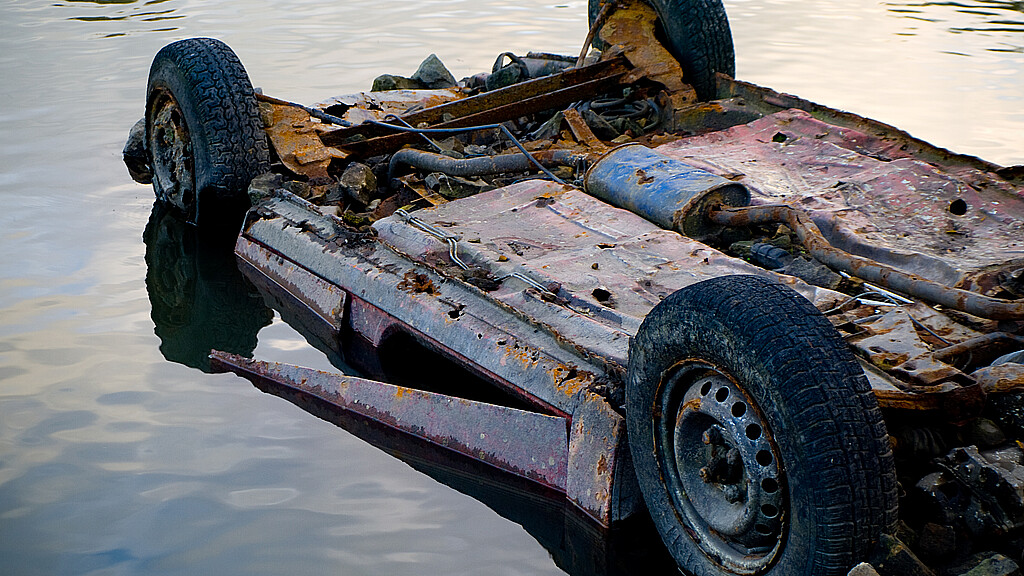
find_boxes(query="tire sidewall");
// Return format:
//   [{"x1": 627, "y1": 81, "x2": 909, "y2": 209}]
[
  {"x1": 147, "y1": 58, "x2": 215, "y2": 212},
  {"x1": 145, "y1": 38, "x2": 268, "y2": 226},
  {"x1": 627, "y1": 276, "x2": 881, "y2": 575},
  {"x1": 588, "y1": 0, "x2": 735, "y2": 100}
]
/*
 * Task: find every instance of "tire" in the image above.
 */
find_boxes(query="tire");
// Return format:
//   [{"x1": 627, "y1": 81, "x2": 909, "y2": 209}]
[
  {"x1": 626, "y1": 275, "x2": 896, "y2": 575},
  {"x1": 146, "y1": 37, "x2": 269, "y2": 226},
  {"x1": 588, "y1": 0, "x2": 735, "y2": 100}
]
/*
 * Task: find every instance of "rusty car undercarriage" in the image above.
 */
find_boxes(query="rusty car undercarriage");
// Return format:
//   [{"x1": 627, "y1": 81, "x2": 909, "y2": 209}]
[{"x1": 126, "y1": 1, "x2": 1024, "y2": 574}]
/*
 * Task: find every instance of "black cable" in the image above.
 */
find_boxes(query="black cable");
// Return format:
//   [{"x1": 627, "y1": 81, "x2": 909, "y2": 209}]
[
  {"x1": 367, "y1": 118, "x2": 566, "y2": 184},
  {"x1": 258, "y1": 94, "x2": 566, "y2": 184}
]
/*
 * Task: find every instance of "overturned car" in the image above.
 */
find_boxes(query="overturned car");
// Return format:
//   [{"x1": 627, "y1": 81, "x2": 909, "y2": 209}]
[{"x1": 126, "y1": 1, "x2": 1024, "y2": 574}]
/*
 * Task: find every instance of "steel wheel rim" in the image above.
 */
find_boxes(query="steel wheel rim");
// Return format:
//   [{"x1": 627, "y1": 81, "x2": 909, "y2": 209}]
[
  {"x1": 148, "y1": 89, "x2": 196, "y2": 214},
  {"x1": 655, "y1": 361, "x2": 786, "y2": 574}
]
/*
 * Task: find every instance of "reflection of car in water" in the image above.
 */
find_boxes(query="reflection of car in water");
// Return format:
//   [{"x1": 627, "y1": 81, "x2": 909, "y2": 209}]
[
  {"x1": 126, "y1": 0, "x2": 1024, "y2": 574},
  {"x1": 144, "y1": 203, "x2": 273, "y2": 371},
  {"x1": 145, "y1": 201, "x2": 676, "y2": 576}
]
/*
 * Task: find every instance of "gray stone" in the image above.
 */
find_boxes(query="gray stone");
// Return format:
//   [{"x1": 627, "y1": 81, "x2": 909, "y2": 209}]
[
  {"x1": 951, "y1": 552, "x2": 1021, "y2": 576},
  {"x1": 425, "y1": 173, "x2": 493, "y2": 200},
  {"x1": 848, "y1": 563, "x2": 882, "y2": 576},
  {"x1": 123, "y1": 117, "x2": 152, "y2": 184},
  {"x1": 411, "y1": 54, "x2": 457, "y2": 89},
  {"x1": 340, "y1": 162, "x2": 377, "y2": 205},
  {"x1": 371, "y1": 74, "x2": 424, "y2": 92},
  {"x1": 284, "y1": 179, "x2": 311, "y2": 199},
  {"x1": 247, "y1": 172, "x2": 284, "y2": 204},
  {"x1": 963, "y1": 418, "x2": 1007, "y2": 449},
  {"x1": 779, "y1": 256, "x2": 843, "y2": 290},
  {"x1": 917, "y1": 522, "x2": 955, "y2": 561}
]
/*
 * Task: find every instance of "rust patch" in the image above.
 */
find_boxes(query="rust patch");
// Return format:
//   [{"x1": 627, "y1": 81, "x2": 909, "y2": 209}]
[
  {"x1": 598, "y1": 2, "x2": 698, "y2": 110},
  {"x1": 262, "y1": 102, "x2": 337, "y2": 179},
  {"x1": 397, "y1": 271, "x2": 439, "y2": 295}
]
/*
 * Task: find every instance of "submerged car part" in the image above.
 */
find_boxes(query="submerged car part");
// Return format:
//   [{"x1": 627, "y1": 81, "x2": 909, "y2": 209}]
[{"x1": 128, "y1": 0, "x2": 1024, "y2": 573}]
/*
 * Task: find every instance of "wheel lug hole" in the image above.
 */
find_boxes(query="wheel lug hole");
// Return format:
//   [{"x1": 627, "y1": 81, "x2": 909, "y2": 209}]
[
  {"x1": 756, "y1": 450, "x2": 773, "y2": 466},
  {"x1": 731, "y1": 402, "x2": 746, "y2": 417},
  {"x1": 761, "y1": 504, "x2": 779, "y2": 518},
  {"x1": 700, "y1": 382, "x2": 713, "y2": 396},
  {"x1": 761, "y1": 477, "x2": 779, "y2": 493},
  {"x1": 745, "y1": 423, "x2": 762, "y2": 440},
  {"x1": 715, "y1": 387, "x2": 729, "y2": 402}
]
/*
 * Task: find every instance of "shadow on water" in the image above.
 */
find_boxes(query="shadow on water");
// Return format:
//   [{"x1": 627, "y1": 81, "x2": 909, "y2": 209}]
[
  {"x1": 254, "y1": 378, "x2": 679, "y2": 576},
  {"x1": 144, "y1": 202, "x2": 274, "y2": 372}
]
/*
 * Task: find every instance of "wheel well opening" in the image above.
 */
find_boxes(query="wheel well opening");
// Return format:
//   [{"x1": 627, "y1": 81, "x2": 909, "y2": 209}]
[{"x1": 375, "y1": 330, "x2": 536, "y2": 411}]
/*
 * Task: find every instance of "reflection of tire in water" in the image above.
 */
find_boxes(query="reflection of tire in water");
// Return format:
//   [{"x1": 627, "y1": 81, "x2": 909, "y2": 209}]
[{"x1": 144, "y1": 203, "x2": 273, "y2": 372}]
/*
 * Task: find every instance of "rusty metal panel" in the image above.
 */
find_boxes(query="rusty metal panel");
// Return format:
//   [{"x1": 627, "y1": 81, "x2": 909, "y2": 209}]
[
  {"x1": 597, "y1": 2, "x2": 697, "y2": 109},
  {"x1": 654, "y1": 108, "x2": 1024, "y2": 287},
  {"x1": 372, "y1": 179, "x2": 847, "y2": 342},
  {"x1": 262, "y1": 102, "x2": 338, "y2": 179},
  {"x1": 566, "y1": 391, "x2": 641, "y2": 525},
  {"x1": 241, "y1": 191, "x2": 612, "y2": 416},
  {"x1": 210, "y1": 351, "x2": 570, "y2": 491},
  {"x1": 320, "y1": 57, "x2": 631, "y2": 156},
  {"x1": 235, "y1": 235, "x2": 346, "y2": 338}
]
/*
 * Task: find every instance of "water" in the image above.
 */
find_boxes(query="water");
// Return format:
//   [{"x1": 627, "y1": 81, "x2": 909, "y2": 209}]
[{"x1": 0, "y1": 1, "x2": 1021, "y2": 574}]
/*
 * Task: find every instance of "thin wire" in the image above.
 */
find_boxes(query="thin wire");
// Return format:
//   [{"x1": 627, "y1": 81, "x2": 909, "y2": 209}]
[
  {"x1": 381, "y1": 114, "x2": 444, "y2": 153},
  {"x1": 498, "y1": 273, "x2": 557, "y2": 297},
  {"x1": 823, "y1": 291, "x2": 899, "y2": 315},
  {"x1": 823, "y1": 285, "x2": 954, "y2": 347},
  {"x1": 393, "y1": 208, "x2": 469, "y2": 270},
  {"x1": 256, "y1": 94, "x2": 566, "y2": 184},
  {"x1": 392, "y1": 209, "x2": 558, "y2": 298}
]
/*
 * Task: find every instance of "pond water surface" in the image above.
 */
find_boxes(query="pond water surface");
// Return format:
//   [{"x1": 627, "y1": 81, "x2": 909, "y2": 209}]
[{"x1": 1, "y1": 1, "x2": 1022, "y2": 575}]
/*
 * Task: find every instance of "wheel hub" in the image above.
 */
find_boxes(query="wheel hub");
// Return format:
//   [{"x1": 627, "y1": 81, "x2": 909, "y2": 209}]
[
  {"x1": 657, "y1": 364, "x2": 786, "y2": 573},
  {"x1": 148, "y1": 90, "x2": 195, "y2": 214}
]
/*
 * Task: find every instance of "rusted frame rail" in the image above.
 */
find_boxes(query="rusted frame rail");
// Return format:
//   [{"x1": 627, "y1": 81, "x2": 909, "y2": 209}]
[{"x1": 321, "y1": 56, "x2": 632, "y2": 157}]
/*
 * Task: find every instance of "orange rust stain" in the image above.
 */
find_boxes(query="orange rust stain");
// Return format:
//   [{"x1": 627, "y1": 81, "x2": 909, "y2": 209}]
[
  {"x1": 596, "y1": 454, "x2": 609, "y2": 476},
  {"x1": 396, "y1": 271, "x2": 439, "y2": 295},
  {"x1": 550, "y1": 364, "x2": 594, "y2": 396}
]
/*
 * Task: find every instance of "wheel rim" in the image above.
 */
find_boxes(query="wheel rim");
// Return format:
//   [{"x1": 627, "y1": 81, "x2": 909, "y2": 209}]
[
  {"x1": 148, "y1": 88, "x2": 196, "y2": 215},
  {"x1": 655, "y1": 361, "x2": 786, "y2": 574}
]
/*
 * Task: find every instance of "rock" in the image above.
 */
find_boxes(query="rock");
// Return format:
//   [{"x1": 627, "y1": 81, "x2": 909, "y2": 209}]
[
  {"x1": 247, "y1": 172, "x2": 284, "y2": 204},
  {"x1": 371, "y1": 74, "x2": 424, "y2": 91},
  {"x1": 485, "y1": 61, "x2": 525, "y2": 91},
  {"x1": 917, "y1": 522, "x2": 956, "y2": 561},
  {"x1": 424, "y1": 173, "x2": 493, "y2": 199},
  {"x1": 869, "y1": 534, "x2": 936, "y2": 576},
  {"x1": 848, "y1": 563, "x2": 882, "y2": 576},
  {"x1": 949, "y1": 552, "x2": 1021, "y2": 576},
  {"x1": 779, "y1": 256, "x2": 843, "y2": 290},
  {"x1": 985, "y1": 391, "x2": 1024, "y2": 440},
  {"x1": 340, "y1": 162, "x2": 378, "y2": 205},
  {"x1": 962, "y1": 418, "x2": 1007, "y2": 448},
  {"x1": 411, "y1": 54, "x2": 457, "y2": 89},
  {"x1": 123, "y1": 117, "x2": 153, "y2": 184},
  {"x1": 284, "y1": 179, "x2": 311, "y2": 199},
  {"x1": 321, "y1": 181, "x2": 345, "y2": 205}
]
